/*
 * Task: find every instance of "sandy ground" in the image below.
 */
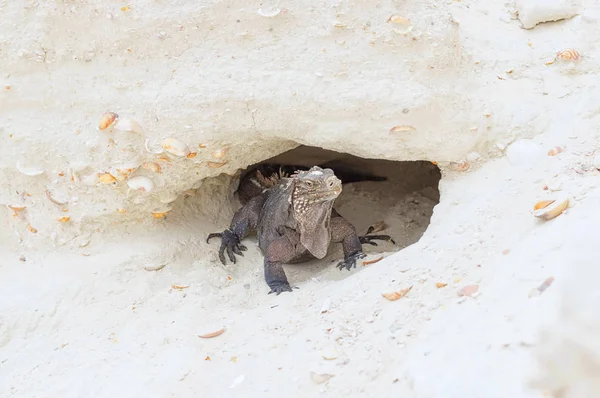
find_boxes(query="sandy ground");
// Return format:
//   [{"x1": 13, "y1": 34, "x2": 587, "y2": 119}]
[
  {"x1": 2, "y1": 126, "x2": 598, "y2": 397},
  {"x1": 2, "y1": 0, "x2": 600, "y2": 397}
]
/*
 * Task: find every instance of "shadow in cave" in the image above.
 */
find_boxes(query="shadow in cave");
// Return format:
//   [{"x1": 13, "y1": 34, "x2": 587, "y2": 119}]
[{"x1": 232, "y1": 145, "x2": 441, "y2": 282}]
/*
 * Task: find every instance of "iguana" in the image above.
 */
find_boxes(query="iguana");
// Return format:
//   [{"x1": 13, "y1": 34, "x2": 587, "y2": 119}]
[
  {"x1": 207, "y1": 165, "x2": 393, "y2": 295},
  {"x1": 236, "y1": 162, "x2": 387, "y2": 205}
]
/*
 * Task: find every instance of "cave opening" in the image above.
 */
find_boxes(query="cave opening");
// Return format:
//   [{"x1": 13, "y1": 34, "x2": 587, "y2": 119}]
[{"x1": 228, "y1": 145, "x2": 441, "y2": 279}]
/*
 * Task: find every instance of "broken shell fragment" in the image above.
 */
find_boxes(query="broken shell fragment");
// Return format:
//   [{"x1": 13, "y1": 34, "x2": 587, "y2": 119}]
[
  {"x1": 57, "y1": 216, "x2": 70, "y2": 222},
  {"x1": 7, "y1": 205, "x2": 26, "y2": 217},
  {"x1": 171, "y1": 283, "x2": 189, "y2": 290},
  {"x1": 151, "y1": 209, "x2": 171, "y2": 219},
  {"x1": 533, "y1": 200, "x2": 555, "y2": 211},
  {"x1": 186, "y1": 152, "x2": 197, "y2": 159},
  {"x1": 448, "y1": 161, "x2": 470, "y2": 172},
  {"x1": 534, "y1": 198, "x2": 569, "y2": 220},
  {"x1": 556, "y1": 49, "x2": 581, "y2": 61},
  {"x1": 16, "y1": 162, "x2": 44, "y2": 176},
  {"x1": 142, "y1": 162, "x2": 161, "y2": 173},
  {"x1": 387, "y1": 15, "x2": 413, "y2": 34},
  {"x1": 436, "y1": 282, "x2": 448, "y2": 288},
  {"x1": 199, "y1": 327, "x2": 226, "y2": 338},
  {"x1": 145, "y1": 138, "x2": 164, "y2": 154},
  {"x1": 207, "y1": 161, "x2": 228, "y2": 168},
  {"x1": 98, "y1": 172, "x2": 117, "y2": 184},
  {"x1": 547, "y1": 146, "x2": 563, "y2": 156},
  {"x1": 117, "y1": 208, "x2": 127, "y2": 214},
  {"x1": 99, "y1": 112, "x2": 118, "y2": 130},
  {"x1": 211, "y1": 148, "x2": 229, "y2": 159},
  {"x1": 458, "y1": 284, "x2": 479, "y2": 297},
  {"x1": 161, "y1": 137, "x2": 190, "y2": 157},
  {"x1": 27, "y1": 224, "x2": 38, "y2": 233},
  {"x1": 389, "y1": 125, "x2": 416, "y2": 133},
  {"x1": 363, "y1": 256, "x2": 384, "y2": 266},
  {"x1": 113, "y1": 117, "x2": 144, "y2": 134},
  {"x1": 257, "y1": 7, "x2": 281, "y2": 17},
  {"x1": 382, "y1": 285, "x2": 413, "y2": 301},
  {"x1": 127, "y1": 176, "x2": 154, "y2": 192},
  {"x1": 310, "y1": 371, "x2": 335, "y2": 384}
]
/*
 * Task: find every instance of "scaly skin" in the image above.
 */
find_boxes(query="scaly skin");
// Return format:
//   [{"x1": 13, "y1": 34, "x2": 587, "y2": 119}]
[{"x1": 207, "y1": 166, "x2": 392, "y2": 295}]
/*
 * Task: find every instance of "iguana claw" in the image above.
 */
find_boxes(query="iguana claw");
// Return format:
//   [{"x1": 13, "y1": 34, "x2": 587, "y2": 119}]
[
  {"x1": 358, "y1": 234, "x2": 396, "y2": 246},
  {"x1": 206, "y1": 229, "x2": 247, "y2": 265},
  {"x1": 336, "y1": 251, "x2": 367, "y2": 271},
  {"x1": 267, "y1": 282, "x2": 297, "y2": 295}
]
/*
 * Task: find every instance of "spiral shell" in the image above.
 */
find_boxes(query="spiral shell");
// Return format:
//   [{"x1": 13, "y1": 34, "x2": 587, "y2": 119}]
[
  {"x1": 556, "y1": 49, "x2": 580, "y2": 61},
  {"x1": 161, "y1": 137, "x2": 190, "y2": 157},
  {"x1": 99, "y1": 112, "x2": 118, "y2": 130}
]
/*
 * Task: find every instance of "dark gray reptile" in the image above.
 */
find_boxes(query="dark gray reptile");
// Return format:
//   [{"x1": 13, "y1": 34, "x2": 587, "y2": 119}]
[
  {"x1": 207, "y1": 165, "x2": 393, "y2": 295},
  {"x1": 236, "y1": 162, "x2": 387, "y2": 205}
]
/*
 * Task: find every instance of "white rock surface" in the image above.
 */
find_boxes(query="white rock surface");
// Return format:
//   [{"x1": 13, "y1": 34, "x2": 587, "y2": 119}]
[
  {"x1": 1, "y1": 1, "x2": 599, "y2": 397},
  {"x1": 516, "y1": 0, "x2": 581, "y2": 29}
]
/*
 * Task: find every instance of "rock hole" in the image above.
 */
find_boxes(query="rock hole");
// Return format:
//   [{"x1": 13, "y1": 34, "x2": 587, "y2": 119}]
[{"x1": 231, "y1": 145, "x2": 441, "y2": 281}]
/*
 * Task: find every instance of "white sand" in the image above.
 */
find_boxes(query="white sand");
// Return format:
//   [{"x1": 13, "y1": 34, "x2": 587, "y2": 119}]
[{"x1": 1, "y1": 0, "x2": 599, "y2": 397}]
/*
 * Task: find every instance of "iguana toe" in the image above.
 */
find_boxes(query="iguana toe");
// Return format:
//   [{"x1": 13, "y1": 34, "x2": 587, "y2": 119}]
[
  {"x1": 337, "y1": 251, "x2": 367, "y2": 271},
  {"x1": 207, "y1": 229, "x2": 246, "y2": 265},
  {"x1": 359, "y1": 234, "x2": 396, "y2": 246},
  {"x1": 267, "y1": 282, "x2": 295, "y2": 295}
]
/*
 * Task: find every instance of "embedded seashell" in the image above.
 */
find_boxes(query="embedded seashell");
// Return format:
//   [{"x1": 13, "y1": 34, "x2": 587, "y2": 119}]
[
  {"x1": 448, "y1": 161, "x2": 470, "y2": 172},
  {"x1": 46, "y1": 190, "x2": 68, "y2": 206},
  {"x1": 389, "y1": 125, "x2": 416, "y2": 133},
  {"x1": 117, "y1": 208, "x2": 127, "y2": 214},
  {"x1": 145, "y1": 138, "x2": 164, "y2": 154},
  {"x1": 211, "y1": 148, "x2": 229, "y2": 159},
  {"x1": 156, "y1": 154, "x2": 171, "y2": 163},
  {"x1": 382, "y1": 286, "x2": 412, "y2": 301},
  {"x1": 186, "y1": 152, "x2": 197, "y2": 159},
  {"x1": 57, "y1": 216, "x2": 70, "y2": 222},
  {"x1": 547, "y1": 146, "x2": 563, "y2": 156},
  {"x1": 159, "y1": 192, "x2": 179, "y2": 204},
  {"x1": 142, "y1": 162, "x2": 161, "y2": 173},
  {"x1": 257, "y1": 7, "x2": 281, "y2": 17},
  {"x1": 198, "y1": 144, "x2": 207, "y2": 149},
  {"x1": 16, "y1": 162, "x2": 44, "y2": 176},
  {"x1": 199, "y1": 327, "x2": 226, "y2": 338},
  {"x1": 113, "y1": 117, "x2": 144, "y2": 134},
  {"x1": 98, "y1": 173, "x2": 117, "y2": 184},
  {"x1": 127, "y1": 176, "x2": 154, "y2": 192},
  {"x1": 28, "y1": 224, "x2": 38, "y2": 233},
  {"x1": 161, "y1": 137, "x2": 190, "y2": 157},
  {"x1": 556, "y1": 49, "x2": 580, "y2": 61},
  {"x1": 99, "y1": 112, "x2": 118, "y2": 130},
  {"x1": 533, "y1": 200, "x2": 555, "y2": 211},
  {"x1": 387, "y1": 15, "x2": 413, "y2": 34},
  {"x1": 151, "y1": 210, "x2": 169, "y2": 219},
  {"x1": 534, "y1": 198, "x2": 569, "y2": 220},
  {"x1": 7, "y1": 205, "x2": 26, "y2": 217},
  {"x1": 207, "y1": 161, "x2": 228, "y2": 168}
]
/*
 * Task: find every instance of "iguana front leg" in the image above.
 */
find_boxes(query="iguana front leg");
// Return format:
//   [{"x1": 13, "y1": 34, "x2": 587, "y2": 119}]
[
  {"x1": 264, "y1": 234, "x2": 300, "y2": 295},
  {"x1": 330, "y1": 215, "x2": 367, "y2": 271},
  {"x1": 206, "y1": 195, "x2": 265, "y2": 265}
]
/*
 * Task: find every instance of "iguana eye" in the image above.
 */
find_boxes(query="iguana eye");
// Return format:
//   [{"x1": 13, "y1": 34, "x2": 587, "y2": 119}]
[{"x1": 305, "y1": 181, "x2": 314, "y2": 188}]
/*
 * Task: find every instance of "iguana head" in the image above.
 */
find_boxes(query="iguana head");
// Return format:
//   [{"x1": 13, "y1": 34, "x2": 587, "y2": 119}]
[
  {"x1": 290, "y1": 166, "x2": 342, "y2": 259},
  {"x1": 291, "y1": 166, "x2": 342, "y2": 208}
]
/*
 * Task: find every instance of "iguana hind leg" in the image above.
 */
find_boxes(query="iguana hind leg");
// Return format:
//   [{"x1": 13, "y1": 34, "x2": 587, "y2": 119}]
[
  {"x1": 330, "y1": 215, "x2": 366, "y2": 271},
  {"x1": 264, "y1": 235, "x2": 301, "y2": 295},
  {"x1": 206, "y1": 195, "x2": 265, "y2": 265}
]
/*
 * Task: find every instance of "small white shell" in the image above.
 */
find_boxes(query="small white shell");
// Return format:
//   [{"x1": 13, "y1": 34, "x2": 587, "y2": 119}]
[
  {"x1": 113, "y1": 118, "x2": 145, "y2": 134},
  {"x1": 16, "y1": 162, "x2": 44, "y2": 176},
  {"x1": 145, "y1": 139, "x2": 164, "y2": 154},
  {"x1": 161, "y1": 137, "x2": 190, "y2": 157},
  {"x1": 159, "y1": 192, "x2": 179, "y2": 204},
  {"x1": 257, "y1": 7, "x2": 281, "y2": 17},
  {"x1": 127, "y1": 176, "x2": 154, "y2": 192}
]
